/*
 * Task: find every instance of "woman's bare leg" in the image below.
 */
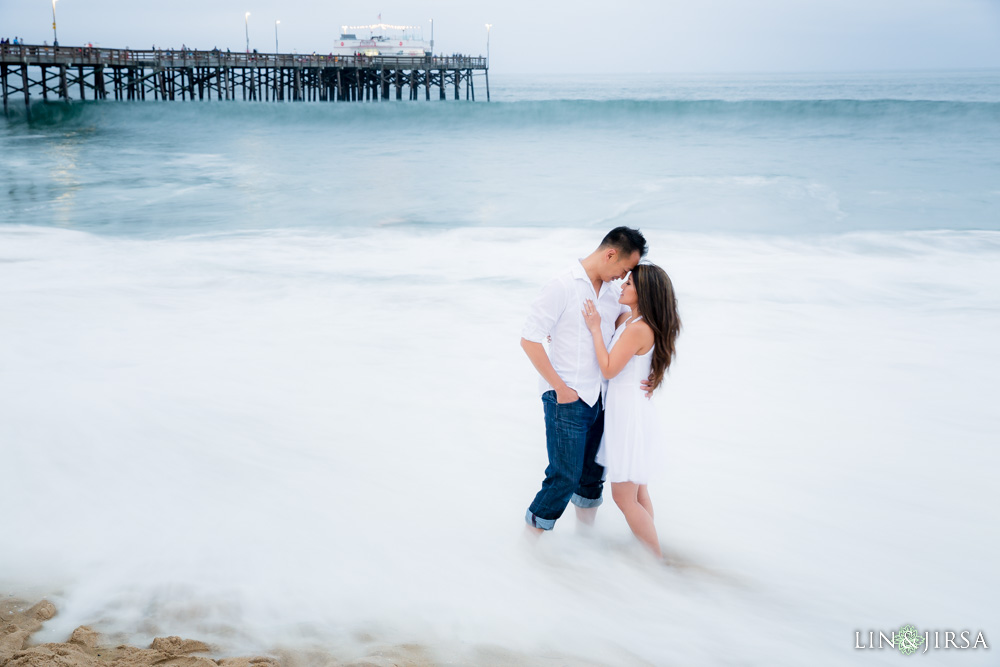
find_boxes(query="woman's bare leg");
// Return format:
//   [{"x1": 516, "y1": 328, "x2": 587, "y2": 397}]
[
  {"x1": 636, "y1": 484, "x2": 654, "y2": 519},
  {"x1": 611, "y1": 482, "x2": 661, "y2": 557}
]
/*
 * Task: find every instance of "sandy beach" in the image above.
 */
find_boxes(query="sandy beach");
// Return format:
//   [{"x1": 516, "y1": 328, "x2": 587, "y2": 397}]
[
  {"x1": 1, "y1": 597, "x2": 615, "y2": 667},
  {"x1": 1, "y1": 597, "x2": 460, "y2": 667},
  {"x1": 2, "y1": 597, "x2": 277, "y2": 667}
]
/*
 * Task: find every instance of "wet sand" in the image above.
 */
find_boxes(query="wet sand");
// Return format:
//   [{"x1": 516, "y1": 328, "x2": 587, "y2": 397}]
[
  {"x1": 1, "y1": 597, "x2": 283, "y2": 667},
  {"x1": 0, "y1": 597, "x2": 610, "y2": 667}
]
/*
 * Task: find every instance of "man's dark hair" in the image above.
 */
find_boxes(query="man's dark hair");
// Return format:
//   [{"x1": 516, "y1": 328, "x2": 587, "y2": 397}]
[{"x1": 599, "y1": 226, "x2": 648, "y2": 258}]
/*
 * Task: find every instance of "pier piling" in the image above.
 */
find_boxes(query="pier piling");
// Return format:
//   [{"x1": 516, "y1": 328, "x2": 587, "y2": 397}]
[{"x1": 21, "y1": 64, "x2": 30, "y2": 119}]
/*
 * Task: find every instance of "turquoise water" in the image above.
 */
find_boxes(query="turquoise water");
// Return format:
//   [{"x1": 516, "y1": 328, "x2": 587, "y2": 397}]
[
  {"x1": 3, "y1": 71, "x2": 999, "y2": 236},
  {"x1": 2, "y1": 73, "x2": 999, "y2": 665}
]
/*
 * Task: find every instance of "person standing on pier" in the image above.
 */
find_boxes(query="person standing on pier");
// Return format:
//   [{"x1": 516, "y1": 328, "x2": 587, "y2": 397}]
[{"x1": 521, "y1": 227, "x2": 648, "y2": 533}]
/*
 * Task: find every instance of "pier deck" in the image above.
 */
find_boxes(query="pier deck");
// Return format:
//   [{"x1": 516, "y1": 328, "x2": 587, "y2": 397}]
[{"x1": 1, "y1": 44, "x2": 490, "y2": 117}]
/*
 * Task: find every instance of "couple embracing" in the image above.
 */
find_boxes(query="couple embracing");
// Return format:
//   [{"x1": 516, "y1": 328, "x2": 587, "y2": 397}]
[{"x1": 520, "y1": 227, "x2": 680, "y2": 557}]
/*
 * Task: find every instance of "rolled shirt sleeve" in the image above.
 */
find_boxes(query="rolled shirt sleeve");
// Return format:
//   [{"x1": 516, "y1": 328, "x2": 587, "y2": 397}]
[{"x1": 521, "y1": 277, "x2": 568, "y2": 343}]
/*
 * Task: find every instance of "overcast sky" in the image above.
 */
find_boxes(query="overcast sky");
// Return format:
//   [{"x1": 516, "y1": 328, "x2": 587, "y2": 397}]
[{"x1": 2, "y1": 0, "x2": 999, "y2": 72}]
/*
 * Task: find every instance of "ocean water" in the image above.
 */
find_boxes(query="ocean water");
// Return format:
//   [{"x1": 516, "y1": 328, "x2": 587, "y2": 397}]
[{"x1": 1, "y1": 72, "x2": 999, "y2": 665}]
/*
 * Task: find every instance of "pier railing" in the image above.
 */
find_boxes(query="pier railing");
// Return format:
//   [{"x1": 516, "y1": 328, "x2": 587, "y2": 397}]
[{"x1": 0, "y1": 44, "x2": 486, "y2": 71}]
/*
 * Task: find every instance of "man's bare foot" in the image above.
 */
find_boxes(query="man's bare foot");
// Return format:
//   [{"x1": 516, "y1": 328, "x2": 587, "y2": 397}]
[
  {"x1": 575, "y1": 505, "x2": 597, "y2": 526},
  {"x1": 524, "y1": 524, "x2": 545, "y2": 538}
]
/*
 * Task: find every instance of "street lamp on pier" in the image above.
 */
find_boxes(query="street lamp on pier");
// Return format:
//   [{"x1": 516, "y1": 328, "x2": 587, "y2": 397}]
[
  {"x1": 51, "y1": 0, "x2": 59, "y2": 47},
  {"x1": 485, "y1": 23, "x2": 492, "y2": 68},
  {"x1": 429, "y1": 18, "x2": 434, "y2": 56},
  {"x1": 245, "y1": 12, "x2": 250, "y2": 54},
  {"x1": 275, "y1": 20, "x2": 280, "y2": 55}
]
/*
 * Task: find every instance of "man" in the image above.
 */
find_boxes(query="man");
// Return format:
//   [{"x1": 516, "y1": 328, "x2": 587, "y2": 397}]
[{"x1": 521, "y1": 227, "x2": 648, "y2": 533}]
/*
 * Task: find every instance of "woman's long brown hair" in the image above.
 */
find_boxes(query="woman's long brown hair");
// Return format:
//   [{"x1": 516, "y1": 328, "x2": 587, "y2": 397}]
[{"x1": 632, "y1": 263, "x2": 681, "y2": 391}]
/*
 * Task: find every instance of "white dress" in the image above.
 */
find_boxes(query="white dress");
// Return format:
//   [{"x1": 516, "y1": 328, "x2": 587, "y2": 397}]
[{"x1": 596, "y1": 316, "x2": 662, "y2": 484}]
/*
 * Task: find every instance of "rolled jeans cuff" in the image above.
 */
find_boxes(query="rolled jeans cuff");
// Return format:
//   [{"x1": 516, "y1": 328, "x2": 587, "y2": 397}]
[
  {"x1": 570, "y1": 493, "x2": 603, "y2": 509},
  {"x1": 525, "y1": 510, "x2": 556, "y2": 531}
]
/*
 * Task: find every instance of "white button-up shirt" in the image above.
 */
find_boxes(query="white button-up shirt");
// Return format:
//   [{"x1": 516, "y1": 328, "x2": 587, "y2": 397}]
[{"x1": 521, "y1": 260, "x2": 628, "y2": 407}]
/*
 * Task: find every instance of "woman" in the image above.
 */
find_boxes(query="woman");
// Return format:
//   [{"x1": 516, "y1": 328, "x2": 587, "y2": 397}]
[{"x1": 582, "y1": 263, "x2": 680, "y2": 557}]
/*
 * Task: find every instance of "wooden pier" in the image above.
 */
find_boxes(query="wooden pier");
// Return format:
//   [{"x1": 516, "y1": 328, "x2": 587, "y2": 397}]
[{"x1": 1, "y1": 44, "x2": 490, "y2": 118}]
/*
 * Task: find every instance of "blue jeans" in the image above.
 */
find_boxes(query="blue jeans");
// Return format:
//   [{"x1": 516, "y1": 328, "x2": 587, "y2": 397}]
[{"x1": 526, "y1": 390, "x2": 605, "y2": 530}]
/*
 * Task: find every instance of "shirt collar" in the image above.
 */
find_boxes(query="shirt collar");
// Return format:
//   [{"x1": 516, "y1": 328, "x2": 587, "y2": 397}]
[{"x1": 572, "y1": 259, "x2": 620, "y2": 301}]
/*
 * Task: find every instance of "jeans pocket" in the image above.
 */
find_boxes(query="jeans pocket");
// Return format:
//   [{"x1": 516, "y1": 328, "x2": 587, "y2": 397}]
[{"x1": 553, "y1": 399, "x2": 587, "y2": 426}]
